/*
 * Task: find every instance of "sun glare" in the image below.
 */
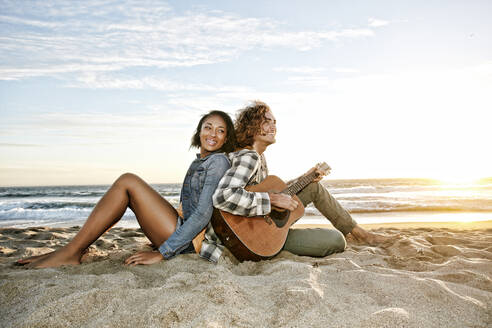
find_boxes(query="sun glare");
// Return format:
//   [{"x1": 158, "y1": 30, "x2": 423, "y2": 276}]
[
  {"x1": 435, "y1": 174, "x2": 484, "y2": 186},
  {"x1": 458, "y1": 217, "x2": 477, "y2": 223}
]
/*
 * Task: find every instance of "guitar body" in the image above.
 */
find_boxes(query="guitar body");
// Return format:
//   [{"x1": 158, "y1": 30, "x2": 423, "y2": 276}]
[{"x1": 211, "y1": 175, "x2": 305, "y2": 262}]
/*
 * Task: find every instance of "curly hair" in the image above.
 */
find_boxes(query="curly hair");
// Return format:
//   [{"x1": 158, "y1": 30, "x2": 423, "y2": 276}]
[
  {"x1": 191, "y1": 110, "x2": 237, "y2": 153},
  {"x1": 235, "y1": 100, "x2": 271, "y2": 148}
]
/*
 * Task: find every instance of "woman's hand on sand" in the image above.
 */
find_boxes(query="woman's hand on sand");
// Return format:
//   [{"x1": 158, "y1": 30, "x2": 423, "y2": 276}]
[{"x1": 124, "y1": 251, "x2": 164, "y2": 266}]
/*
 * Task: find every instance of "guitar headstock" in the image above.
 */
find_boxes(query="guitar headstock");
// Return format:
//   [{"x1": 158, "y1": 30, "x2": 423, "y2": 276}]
[{"x1": 316, "y1": 162, "x2": 331, "y2": 175}]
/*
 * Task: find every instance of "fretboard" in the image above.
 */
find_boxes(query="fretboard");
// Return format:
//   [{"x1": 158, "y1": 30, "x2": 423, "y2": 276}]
[{"x1": 283, "y1": 171, "x2": 318, "y2": 196}]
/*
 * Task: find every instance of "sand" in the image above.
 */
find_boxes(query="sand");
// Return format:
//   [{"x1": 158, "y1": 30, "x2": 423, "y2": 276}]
[{"x1": 1, "y1": 221, "x2": 491, "y2": 328}]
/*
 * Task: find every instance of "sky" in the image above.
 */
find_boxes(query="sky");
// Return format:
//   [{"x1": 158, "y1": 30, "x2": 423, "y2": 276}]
[{"x1": 1, "y1": 0, "x2": 491, "y2": 186}]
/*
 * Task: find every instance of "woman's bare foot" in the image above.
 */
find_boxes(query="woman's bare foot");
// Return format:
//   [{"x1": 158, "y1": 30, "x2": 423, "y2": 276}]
[
  {"x1": 348, "y1": 225, "x2": 391, "y2": 245},
  {"x1": 16, "y1": 252, "x2": 54, "y2": 265},
  {"x1": 26, "y1": 248, "x2": 83, "y2": 269},
  {"x1": 17, "y1": 248, "x2": 89, "y2": 266}
]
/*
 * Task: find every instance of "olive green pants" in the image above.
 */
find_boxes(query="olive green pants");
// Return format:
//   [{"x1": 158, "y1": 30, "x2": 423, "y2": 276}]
[
  {"x1": 283, "y1": 182, "x2": 357, "y2": 257},
  {"x1": 283, "y1": 228, "x2": 346, "y2": 257}
]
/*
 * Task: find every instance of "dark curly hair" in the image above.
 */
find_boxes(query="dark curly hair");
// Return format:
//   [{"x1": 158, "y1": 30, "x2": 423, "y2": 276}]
[
  {"x1": 191, "y1": 110, "x2": 236, "y2": 153},
  {"x1": 235, "y1": 100, "x2": 271, "y2": 148}
]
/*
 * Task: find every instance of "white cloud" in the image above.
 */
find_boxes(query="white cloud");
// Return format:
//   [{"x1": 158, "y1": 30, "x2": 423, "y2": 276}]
[
  {"x1": 273, "y1": 66, "x2": 326, "y2": 74},
  {"x1": 0, "y1": 143, "x2": 44, "y2": 148},
  {"x1": 69, "y1": 72, "x2": 255, "y2": 94},
  {"x1": 0, "y1": 15, "x2": 63, "y2": 28},
  {"x1": 368, "y1": 17, "x2": 390, "y2": 27},
  {"x1": 0, "y1": 109, "x2": 200, "y2": 142},
  {"x1": 332, "y1": 67, "x2": 360, "y2": 73},
  {"x1": 0, "y1": 1, "x2": 377, "y2": 81},
  {"x1": 0, "y1": 63, "x2": 127, "y2": 80}
]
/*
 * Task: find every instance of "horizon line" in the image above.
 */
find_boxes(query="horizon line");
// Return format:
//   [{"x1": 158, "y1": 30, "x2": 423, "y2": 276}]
[{"x1": 2, "y1": 176, "x2": 491, "y2": 188}]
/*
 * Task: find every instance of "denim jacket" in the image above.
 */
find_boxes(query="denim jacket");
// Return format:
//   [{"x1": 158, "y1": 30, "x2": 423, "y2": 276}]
[{"x1": 158, "y1": 152, "x2": 230, "y2": 259}]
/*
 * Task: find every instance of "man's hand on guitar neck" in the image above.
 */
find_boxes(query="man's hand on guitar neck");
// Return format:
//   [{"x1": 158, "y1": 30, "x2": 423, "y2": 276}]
[
  {"x1": 306, "y1": 166, "x2": 327, "y2": 183},
  {"x1": 287, "y1": 166, "x2": 327, "y2": 187},
  {"x1": 268, "y1": 192, "x2": 300, "y2": 211}
]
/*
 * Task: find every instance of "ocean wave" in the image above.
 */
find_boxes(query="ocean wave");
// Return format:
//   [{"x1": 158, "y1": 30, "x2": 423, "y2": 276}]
[
  {"x1": 0, "y1": 189, "x2": 107, "y2": 198},
  {"x1": 2, "y1": 180, "x2": 492, "y2": 227},
  {"x1": 23, "y1": 202, "x2": 96, "y2": 209},
  {"x1": 0, "y1": 207, "x2": 137, "y2": 220},
  {"x1": 0, "y1": 184, "x2": 181, "y2": 199},
  {"x1": 0, "y1": 190, "x2": 181, "y2": 198},
  {"x1": 303, "y1": 200, "x2": 492, "y2": 215}
]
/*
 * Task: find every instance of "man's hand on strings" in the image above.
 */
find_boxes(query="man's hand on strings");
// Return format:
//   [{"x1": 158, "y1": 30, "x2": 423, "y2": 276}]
[{"x1": 268, "y1": 192, "x2": 299, "y2": 211}]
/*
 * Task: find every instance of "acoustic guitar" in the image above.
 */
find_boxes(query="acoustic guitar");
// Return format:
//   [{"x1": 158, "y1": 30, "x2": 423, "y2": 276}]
[{"x1": 211, "y1": 162, "x2": 331, "y2": 262}]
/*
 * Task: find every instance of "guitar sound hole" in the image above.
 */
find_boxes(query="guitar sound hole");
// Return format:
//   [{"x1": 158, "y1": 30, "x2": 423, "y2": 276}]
[{"x1": 269, "y1": 210, "x2": 290, "y2": 228}]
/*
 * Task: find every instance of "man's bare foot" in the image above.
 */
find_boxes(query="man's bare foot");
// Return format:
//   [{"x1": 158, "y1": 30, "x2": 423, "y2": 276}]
[
  {"x1": 348, "y1": 225, "x2": 390, "y2": 245},
  {"x1": 26, "y1": 248, "x2": 82, "y2": 269}
]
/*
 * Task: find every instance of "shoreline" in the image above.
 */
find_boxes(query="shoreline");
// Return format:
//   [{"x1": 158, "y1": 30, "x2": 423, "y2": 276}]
[
  {"x1": 293, "y1": 219, "x2": 492, "y2": 230},
  {"x1": 3, "y1": 210, "x2": 492, "y2": 229},
  {"x1": 2, "y1": 219, "x2": 491, "y2": 231}
]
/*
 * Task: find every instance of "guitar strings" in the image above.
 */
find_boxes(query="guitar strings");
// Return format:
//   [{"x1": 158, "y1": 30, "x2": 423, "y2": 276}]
[{"x1": 283, "y1": 171, "x2": 318, "y2": 196}]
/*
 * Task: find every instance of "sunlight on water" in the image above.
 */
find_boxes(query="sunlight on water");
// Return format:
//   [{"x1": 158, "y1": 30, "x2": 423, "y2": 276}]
[
  {"x1": 300, "y1": 211, "x2": 492, "y2": 226},
  {"x1": 434, "y1": 177, "x2": 492, "y2": 202},
  {"x1": 435, "y1": 175, "x2": 488, "y2": 187}
]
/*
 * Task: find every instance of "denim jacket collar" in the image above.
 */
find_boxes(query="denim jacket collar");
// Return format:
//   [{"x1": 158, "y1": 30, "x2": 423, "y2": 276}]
[{"x1": 195, "y1": 151, "x2": 222, "y2": 161}]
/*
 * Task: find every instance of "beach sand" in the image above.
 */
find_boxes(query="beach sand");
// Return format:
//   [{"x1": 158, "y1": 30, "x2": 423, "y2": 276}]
[{"x1": 1, "y1": 221, "x2": 491, "y2": 327}]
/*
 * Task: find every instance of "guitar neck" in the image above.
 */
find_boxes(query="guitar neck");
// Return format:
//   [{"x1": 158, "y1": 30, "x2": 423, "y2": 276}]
[{"x1": 283, "y1": 171, "x2": 318, "y2": 196}]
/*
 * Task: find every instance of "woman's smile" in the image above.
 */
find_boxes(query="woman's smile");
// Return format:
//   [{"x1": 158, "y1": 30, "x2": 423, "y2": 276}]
[{"x1": 199, "y1": 114, "x2": 227, "y2": 157}]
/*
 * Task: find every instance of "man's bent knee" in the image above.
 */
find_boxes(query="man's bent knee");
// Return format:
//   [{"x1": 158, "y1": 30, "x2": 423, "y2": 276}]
[
  {"x1": 329, "y1": 230, "x2": 346, "y2": 254},
  {"x1": 304, "y1": 181, "x2": 322, "y2": 194},
  {"x1": 297, "y1": 182, "x2": 323, "y2": 206},
  {"x1": 283, "y1": 228, "x2": 346, "y2": 257}
]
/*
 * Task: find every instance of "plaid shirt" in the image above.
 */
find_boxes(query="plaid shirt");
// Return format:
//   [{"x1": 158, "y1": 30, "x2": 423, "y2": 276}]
[
  {"x1": 213, "y1": 149, "x2": 271, "y2": 216},
  {"x1": 200, "y1": 149, "x2": 271, "y2": 262},
  {"x1": 199, "y1": 222, "x2": 224, "y2": 263}
]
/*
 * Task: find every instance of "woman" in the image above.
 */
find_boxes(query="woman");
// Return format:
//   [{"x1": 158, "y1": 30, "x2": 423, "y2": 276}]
[{"x1": 18, "y1": 110, "x2": 236, "y2": 268}]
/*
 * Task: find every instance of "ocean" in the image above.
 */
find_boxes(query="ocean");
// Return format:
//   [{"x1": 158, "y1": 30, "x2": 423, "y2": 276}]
[{"x1": 1, "y1": 178, "x2": 491, "y2": 228}]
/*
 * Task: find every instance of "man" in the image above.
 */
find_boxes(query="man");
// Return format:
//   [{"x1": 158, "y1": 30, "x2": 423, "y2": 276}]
[{"x1": 211, "y1": 100, "x2": 387, "y2": 260}]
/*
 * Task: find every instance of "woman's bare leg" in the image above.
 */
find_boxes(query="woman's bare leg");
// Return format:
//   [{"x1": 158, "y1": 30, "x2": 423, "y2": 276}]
[{"x1": 27, "y1": 173, "x2": 178, "y2": 268}]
